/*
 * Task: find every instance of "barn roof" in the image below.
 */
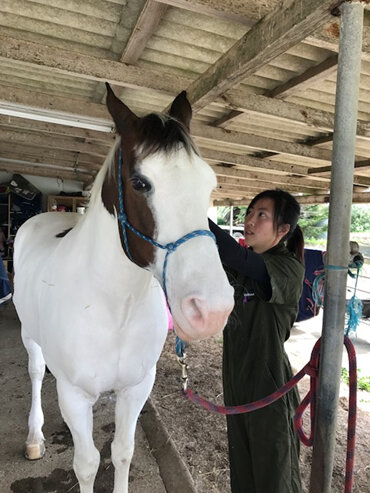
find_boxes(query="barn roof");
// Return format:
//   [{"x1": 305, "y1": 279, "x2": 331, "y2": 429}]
[{"x1": 0, "y1": 0, "x2": 369, "y2": 204}]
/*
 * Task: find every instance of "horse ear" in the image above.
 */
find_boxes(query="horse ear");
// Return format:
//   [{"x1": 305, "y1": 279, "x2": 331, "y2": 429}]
[
  {"x1": 168, "y1": 91, "x2": 192, "y2": 130},
  {"x1": 105, "y1": 82, "x2": 139, "y2": 134}
]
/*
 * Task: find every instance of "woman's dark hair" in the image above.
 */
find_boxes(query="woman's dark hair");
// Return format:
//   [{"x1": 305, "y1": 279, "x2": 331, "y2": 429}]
[{"x1": 247, "y1": 189, "x2": 304, "y2": 263}]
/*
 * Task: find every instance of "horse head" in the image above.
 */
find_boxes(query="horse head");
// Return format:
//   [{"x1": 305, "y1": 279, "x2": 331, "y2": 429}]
[{"x1": 102, "y1": 83, "x2": 234, "y2": 341}]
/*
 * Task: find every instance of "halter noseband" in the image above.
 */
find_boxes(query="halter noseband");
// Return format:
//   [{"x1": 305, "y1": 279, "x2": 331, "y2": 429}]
[{"x1": 117, "y1": 148, "x2": 216, "y2": 298}]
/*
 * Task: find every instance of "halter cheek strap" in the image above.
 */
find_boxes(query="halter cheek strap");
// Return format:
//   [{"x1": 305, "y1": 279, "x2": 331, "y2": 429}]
[{"x1": 117, "y1": 148, "x2": 216, "y2": 298}]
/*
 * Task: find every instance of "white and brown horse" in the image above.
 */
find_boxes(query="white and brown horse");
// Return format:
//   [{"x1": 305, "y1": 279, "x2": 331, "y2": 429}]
[{"x1": 13, "y1": 84, "x2": 234, "y2": 493}]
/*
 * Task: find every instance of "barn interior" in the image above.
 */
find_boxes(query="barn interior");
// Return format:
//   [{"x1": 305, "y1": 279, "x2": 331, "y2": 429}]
[{"x1": 0, "y1": 2, "x2": 369, "y2": 491}]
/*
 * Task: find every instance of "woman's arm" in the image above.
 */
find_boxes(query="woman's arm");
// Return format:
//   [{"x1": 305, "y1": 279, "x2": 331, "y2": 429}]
[{"x1": 209, "y1": 219, "x2": 271, "y2": 296}]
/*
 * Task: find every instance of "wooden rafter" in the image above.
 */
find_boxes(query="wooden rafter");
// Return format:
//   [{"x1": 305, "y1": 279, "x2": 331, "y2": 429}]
[
  {"x1": 216, "y1": 176, "x2": 320, "y2": 194},
  {"x1": 213, "y1": 192, "x2": 370, "y2": 206},
  {"x1": 155, "y1": 2, "x2": 370, "y2": 61},
  {"x1": 0, "y1": 35, "x2": 191, "y2": 96},
  {"x1": 214, "y1": 55, "x2": 339, "y2": 127},
  {"x1": 0, "y1": 129, "x2": 109, "y2": 157},
  {"x1": 0, "y1": 145, "x2": 102, "y2": 169},
  {"x1": 211, "y1": 165, "x2": 330, "y2": 190},
  {"x1": 155, "y1": 0, "x2": 256, "y2": 26},
  {"x1": 200, "y1": 148, "x2": 311, "y2": 175},
  {"x1": 0, "y1": 115, "x2": 115, "y2": 144},
  {"x1": 121, "y1": 0, "x2": 168, "y2": 64},
  {"x1": 265, "y1": 54, "x2": 339, "y2": 99},
  {"x1": 0, "y1": 158, "x2": 94, "y2": 182},
  {"x1": 308, "y1": 159, "x2": 370, "y2": 174},
  {"x1": 183, "y1": 0, "x2": 346, "y2": 112},
  {"x1": 220, "y1": 89, "x2": 370, "y2": 140},
  {"x1": 192, "y1": 122, "x2": 333, "y2": 162},
  {"x1": 1, "y1": 41, "x2": 369, "y2": 144}
]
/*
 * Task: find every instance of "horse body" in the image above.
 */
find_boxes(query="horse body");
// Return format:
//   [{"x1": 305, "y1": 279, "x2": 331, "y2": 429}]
[
  {"x1": 14, "y1": 207, "x2": 167, "y2": 396},
  {"x1": 13, "y1": 86, "x2": 234, "y2": 492}
]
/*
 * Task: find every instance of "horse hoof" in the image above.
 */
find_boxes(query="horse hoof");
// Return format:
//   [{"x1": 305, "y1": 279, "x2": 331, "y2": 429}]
[{"x1": 25, "y1": 443, "x2": 46, "y2": 460}]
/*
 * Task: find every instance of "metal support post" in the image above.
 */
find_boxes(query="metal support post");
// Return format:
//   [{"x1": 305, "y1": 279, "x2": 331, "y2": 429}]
[{"x1": 309, "y1": 3, "x2": 364, "y2": 492}]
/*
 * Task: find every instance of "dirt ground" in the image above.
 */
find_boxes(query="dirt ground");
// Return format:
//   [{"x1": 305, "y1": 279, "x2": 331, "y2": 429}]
[
  {"x1": 150, "y1": 314, "x2": 370, "y2": 493},
  {"x1": 2, "y1": 298, "x2": 369, "y2": 492},
  {"x1": 0, "y1": 302, "x2": 194, "y2": 493}
]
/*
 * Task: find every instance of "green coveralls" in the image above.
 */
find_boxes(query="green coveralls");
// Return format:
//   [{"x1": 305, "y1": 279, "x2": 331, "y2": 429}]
[{"x1": 223, "y1": 243, "x2": 305, "y2": 493}]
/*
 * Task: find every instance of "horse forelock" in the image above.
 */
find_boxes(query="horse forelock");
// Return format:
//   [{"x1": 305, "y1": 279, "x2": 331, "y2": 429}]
[{"x1": 135, "y1": 113, "x2": 199, "y2": 162}]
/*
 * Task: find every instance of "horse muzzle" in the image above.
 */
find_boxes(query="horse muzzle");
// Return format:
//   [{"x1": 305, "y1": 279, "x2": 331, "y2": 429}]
[{"x1": 173, "y1": 294, "x2": 234, "y2": 341}]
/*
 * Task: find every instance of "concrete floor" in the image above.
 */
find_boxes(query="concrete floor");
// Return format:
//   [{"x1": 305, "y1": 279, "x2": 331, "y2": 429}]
[
  {"x1": 287, "y1": 309, "x2": 370, "y2": 376},
  {"x1": 0, "y1": 301, "x2": 194, "y2": 493},
  {"x1": 286, "y1": 309, "x2": 370, "y2": 413}
]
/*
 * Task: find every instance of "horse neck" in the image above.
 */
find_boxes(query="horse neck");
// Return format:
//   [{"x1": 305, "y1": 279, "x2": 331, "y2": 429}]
[{"x1": 77, "y1": 195, "x2": 153, "y2": 295}]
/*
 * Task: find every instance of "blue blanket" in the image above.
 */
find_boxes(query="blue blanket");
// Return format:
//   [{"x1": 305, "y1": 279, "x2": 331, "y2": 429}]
[{"x1": 297, "y1": 249, "x2": 324, "y2": 322}]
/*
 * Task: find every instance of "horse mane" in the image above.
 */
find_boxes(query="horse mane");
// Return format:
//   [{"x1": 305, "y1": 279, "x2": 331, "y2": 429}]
[
  {"x1": 89, "y1": 113, "x2": 199, "y2": 208},
  {"x1": 89, "y1": 138, "x2": 120, "y2": 208},
  {"x1": 55, "y1": 228, "x2": 73, "y2": 238}
]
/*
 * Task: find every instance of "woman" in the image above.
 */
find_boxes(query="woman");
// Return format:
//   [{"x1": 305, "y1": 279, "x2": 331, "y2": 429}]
[{"x1": 209, "y1": 189, "x2": 304, "y2": 493}]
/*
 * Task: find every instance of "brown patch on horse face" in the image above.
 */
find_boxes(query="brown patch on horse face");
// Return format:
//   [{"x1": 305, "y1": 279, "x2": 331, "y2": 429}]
[
  {"x1": 101, "y1": 136, "x2": 156, "y2": 268},
  {"x1": 102, "y1": 85, "x2": 195, "y2": 269}
]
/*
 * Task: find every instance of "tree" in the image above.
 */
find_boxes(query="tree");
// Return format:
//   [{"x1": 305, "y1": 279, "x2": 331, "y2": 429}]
[
  {"x1": 299, "y1": 204, "x2": 329, "y2": 240},
  {"x1": 350, "y1": 205, "x2": 370, "y2": 233},
  {"x1": 217, "y1": 206, "x2": 247, "y2": 226}
]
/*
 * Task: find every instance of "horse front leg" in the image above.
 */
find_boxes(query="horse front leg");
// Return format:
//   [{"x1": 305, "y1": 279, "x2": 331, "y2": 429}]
[
  {"x1": 112, "y1": 369, "x2": 156, "y2": 493},
  {"x1": 22, "y1": 334, "x2": 46, "y2": 460},
  {"x1": 56, "y1": 378, "x2": 100, "y2": 493}
]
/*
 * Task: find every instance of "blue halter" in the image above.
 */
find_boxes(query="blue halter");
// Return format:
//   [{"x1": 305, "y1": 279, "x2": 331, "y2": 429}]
[{"x1": 117, "y1": 148, "x2": 216, "y2": 299}]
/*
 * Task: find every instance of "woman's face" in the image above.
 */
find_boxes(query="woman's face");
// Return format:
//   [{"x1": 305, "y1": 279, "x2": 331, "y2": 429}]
[{"x1": 244, "y1": 197, "x2": 289, "y2": 253}]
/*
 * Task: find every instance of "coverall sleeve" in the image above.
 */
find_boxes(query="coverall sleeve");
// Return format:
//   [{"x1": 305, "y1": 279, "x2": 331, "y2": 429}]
[
  {"x1": 208, "y1": 218, "x2": 272, "y2": 298},
  {"x1": 261, "y1": 252, "x2": 305, "y2": 306}
]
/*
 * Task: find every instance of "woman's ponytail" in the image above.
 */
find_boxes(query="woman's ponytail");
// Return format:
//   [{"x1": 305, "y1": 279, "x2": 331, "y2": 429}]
[{"x1": 287, "y1": 224, "x2": 304, "y2": 265}]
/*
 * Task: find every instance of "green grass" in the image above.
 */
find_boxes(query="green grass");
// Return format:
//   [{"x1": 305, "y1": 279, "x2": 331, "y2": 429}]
[{"x1": 341, "y1": 368, "x2": 370, "y2": 392}]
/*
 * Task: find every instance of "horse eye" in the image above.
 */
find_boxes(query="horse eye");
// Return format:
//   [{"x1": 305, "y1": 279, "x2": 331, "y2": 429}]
[{"x1": 130, "y1": 175, "x2": 151, "y2": 192}]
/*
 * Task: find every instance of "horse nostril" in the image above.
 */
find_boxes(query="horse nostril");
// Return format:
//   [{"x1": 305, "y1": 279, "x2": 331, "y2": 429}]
[
  {"x1": 186, "y1": 298, "x2": 202, "y2": 318},
  {"x1": 182, "y1": 296, "x2": 206, "y2": 325},
  {"x1": 180, "y1": 295, "x2": 233, "y2": 337}
]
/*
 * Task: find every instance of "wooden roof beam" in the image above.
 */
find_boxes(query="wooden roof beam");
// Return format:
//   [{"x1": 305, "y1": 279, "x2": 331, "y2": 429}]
[
  {"x1": 265, "y1": 54, "x2": 339, "y2": 99},
  {"x1": 211, "y1": 164, "x2": 330, "y2": 190},
  {"x1": 192, "y1": 122, "x2": 333, "y2": 162},
  {"x1": 213, "y1": 192, "x2": 370, "y2": 206},
  {"x1": 214, "y1": 55, "x2": 339, "y2": 127},
  {"x1": 0, "y1": 114, "x2": 115, "y2": 144},
  {"x1": 1, "y1": 37, "x2": 369, "y2": 143},
  {"x1": 200, "y1": 148, "x2": 311, "y2": 175},
  {"x1": 308, "y1": 159, "x2": 370, "y2": 174},
  {"x1": 0, "y1": 128, "x2": 109, "y2": 157},
  {"x1": 0, "y1": 158, "x2": 93, "y2": 182},
  {"x1": 219, "y1": 89, "x2": 370, "y2": 141},
  {"x1": 0, "y1": 35, "x2": 191, "y2": 96},
  {"x1": 184, "y1": 0, "x2": 346, "y2": 112},
  {"x1": 0, "y1": 144, "x2": 102, "y2": 169},
  {"x1": 156, "y1": 0, "x2": 255, "y2": 26},
  {"x1": 121, "y1": 0, "x2": 168, "y2": 64},
  {"x1": 216, "y1": 176, "x2": 321, "y2": 194},
  {"x1": 305, "y1": 10, "x2": 370, "y2": 61},
  {"x1": 297, "y1": 192, "x2": 370, "y2": 204},
  {"x1": 157, "y1": 2, "x2": 370, "y2": 61}
]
